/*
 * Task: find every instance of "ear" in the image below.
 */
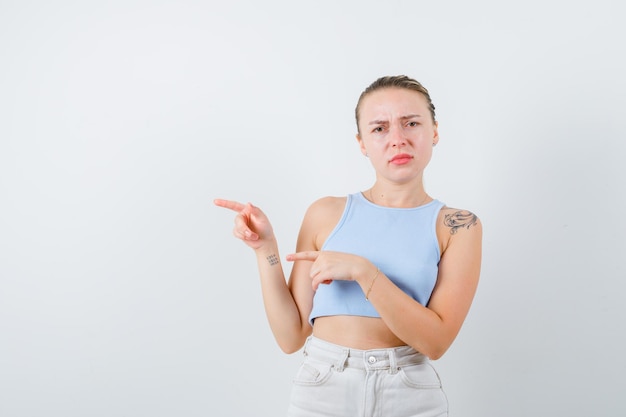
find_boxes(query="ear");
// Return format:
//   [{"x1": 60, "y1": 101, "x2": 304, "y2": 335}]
[
  {"x1": 432, "y1": 121, "x2": 440, "y2": 146},
  {"x1": 356, "y1": 133, "x2": 368, "y2": 156}
]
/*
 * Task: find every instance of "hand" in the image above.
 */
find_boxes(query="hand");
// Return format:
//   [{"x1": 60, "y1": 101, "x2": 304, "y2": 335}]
[
  {"x1": 214, "y1": 199, "x2": 275, "y2": 250},
  {"x1": 286, "y1": 251, "x2": 373, "y2": 290}
]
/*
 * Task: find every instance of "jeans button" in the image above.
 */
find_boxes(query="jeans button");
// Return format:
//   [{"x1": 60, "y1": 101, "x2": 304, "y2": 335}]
[{"x1": 368, "y1": 356, "x2": 376, "y2": 364}]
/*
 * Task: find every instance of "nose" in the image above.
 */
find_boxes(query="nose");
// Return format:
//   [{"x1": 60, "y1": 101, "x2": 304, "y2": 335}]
[{"x1": 389, "y1": 124, "x2": 406, "y2": 147}]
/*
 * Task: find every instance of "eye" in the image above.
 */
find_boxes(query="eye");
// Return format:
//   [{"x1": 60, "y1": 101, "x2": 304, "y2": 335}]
[
  {"x1": 407, "y1": 121, "x2": 419, "y2": 127},
  {"x1": 372, "y1": 126, "x2": 385, "y2": 133}
]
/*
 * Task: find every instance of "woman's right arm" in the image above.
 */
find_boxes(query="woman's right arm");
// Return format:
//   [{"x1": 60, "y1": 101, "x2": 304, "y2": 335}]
[{"x1": 213, "y1": 199, "x2": 317, "y2": 353}]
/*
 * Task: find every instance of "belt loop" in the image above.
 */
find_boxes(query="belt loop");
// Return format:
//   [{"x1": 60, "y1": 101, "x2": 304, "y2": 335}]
[
  {"x1": 388, "y1": 349, "x2": 398, "y2": 374},
  {"x1": 302, "y1": 336, "x2": 311, "y2": 357},
  {"x1": 335, "y1": 348, "x2": 349, "y2": 372}
]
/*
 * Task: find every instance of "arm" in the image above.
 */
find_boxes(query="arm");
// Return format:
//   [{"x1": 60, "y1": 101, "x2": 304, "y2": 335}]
[
  {"x1": 288, "y1": 209, "x2": 482, "y2": 360},
  {"x1": 362, "y1": 211, "x2": 482, "y2": 359},
  {"x1": 213, "y1": 199, "x2": 319, "y2": 353}
]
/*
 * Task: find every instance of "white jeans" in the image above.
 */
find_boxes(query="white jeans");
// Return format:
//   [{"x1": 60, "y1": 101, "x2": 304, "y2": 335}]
[{"x1": 287, "y1": 336, "x2": 448, "y2": 417}]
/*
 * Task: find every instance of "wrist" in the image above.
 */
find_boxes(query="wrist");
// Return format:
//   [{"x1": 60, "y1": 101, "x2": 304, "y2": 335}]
[
  {"x1": 354, "y1": 260, "x2": 377, "y2": 285},
  {"x1": 364, "y1": 266, "x2": 380, "y2": 300},
  {"x1": 254, "y1": 241, "x2": 280, "y2": 261}
]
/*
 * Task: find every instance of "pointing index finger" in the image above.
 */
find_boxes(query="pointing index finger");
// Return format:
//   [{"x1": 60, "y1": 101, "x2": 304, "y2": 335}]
[
  {"x1": 214, "y1": 198, "x2": 246, "y2": 213},
  {"x1": 286, "y1": 251, "x2": 320, "y2": 262}
]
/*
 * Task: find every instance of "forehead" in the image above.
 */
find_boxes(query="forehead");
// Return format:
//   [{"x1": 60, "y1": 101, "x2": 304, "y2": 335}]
[{"x1": 360, "y1": 88, "x2": 429, "y2": 118}]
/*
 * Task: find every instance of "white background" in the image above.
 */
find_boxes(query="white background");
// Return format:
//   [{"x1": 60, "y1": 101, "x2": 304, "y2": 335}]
[{"x1": 1, "y1": 1, "x2": 624, "y2": 416}]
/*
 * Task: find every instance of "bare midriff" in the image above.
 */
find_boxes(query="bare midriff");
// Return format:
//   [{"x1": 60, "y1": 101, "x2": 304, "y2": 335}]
[{"x1": 312, "y1": 315, "x2": 406, "y2": 349}]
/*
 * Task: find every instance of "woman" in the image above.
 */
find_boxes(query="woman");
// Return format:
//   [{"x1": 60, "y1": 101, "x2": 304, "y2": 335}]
[{"x1": 214, "y1": 75, "x2": 482, "y2": 417}]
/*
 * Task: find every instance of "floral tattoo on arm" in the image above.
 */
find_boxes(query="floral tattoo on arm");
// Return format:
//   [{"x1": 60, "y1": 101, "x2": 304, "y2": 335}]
[{"x1": 444, "y1": 210, "x2": 478, "y2": 235}]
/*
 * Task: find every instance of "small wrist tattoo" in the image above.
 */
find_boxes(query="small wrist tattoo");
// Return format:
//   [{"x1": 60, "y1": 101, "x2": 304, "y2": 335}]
[{"x1": 267, "y1": 254, "x2": 279, "y2": 266}]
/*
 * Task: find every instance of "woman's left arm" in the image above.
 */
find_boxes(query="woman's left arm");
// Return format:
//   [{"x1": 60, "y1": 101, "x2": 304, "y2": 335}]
[
  {"x1": 366, "y1": 209, "x2": 482, "y2": 359},
  {"x1": 287, "y1": 209, "x2": 482, "y2": 360}
]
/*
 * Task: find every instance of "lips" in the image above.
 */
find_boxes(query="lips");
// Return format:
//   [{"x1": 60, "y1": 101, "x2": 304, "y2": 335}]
[{"x1": 389, "y1": 153, "x2": 413, "y2": 164}]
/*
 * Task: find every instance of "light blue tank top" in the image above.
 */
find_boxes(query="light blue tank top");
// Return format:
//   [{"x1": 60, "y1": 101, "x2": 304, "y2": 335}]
[{"x1": 309, "y1": 192, "x2": 444, "y2": 324}]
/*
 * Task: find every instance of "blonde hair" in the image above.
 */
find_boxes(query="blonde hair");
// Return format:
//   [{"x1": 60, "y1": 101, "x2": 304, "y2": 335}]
[{"x1": 355, "y1": 75, "x2": 436, "y2": 133}]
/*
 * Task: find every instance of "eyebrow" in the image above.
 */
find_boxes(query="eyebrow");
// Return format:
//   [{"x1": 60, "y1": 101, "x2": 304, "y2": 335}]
[{"x1": 367, "y1": 114, "x2": 423, "y2": 125}]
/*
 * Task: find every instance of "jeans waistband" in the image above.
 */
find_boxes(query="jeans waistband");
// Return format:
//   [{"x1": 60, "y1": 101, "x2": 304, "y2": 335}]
[{"x1": 302, "y1": 336, "x2": 427, "y2": 373}]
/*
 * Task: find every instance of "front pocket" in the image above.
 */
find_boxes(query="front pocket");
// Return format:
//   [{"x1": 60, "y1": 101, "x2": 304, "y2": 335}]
[
  {"x1": 399, "y1": 362, "x2": 443, "y2": 389},
  {"x1": 292, "y1": 358, "x2": 335, "y2": 387}
]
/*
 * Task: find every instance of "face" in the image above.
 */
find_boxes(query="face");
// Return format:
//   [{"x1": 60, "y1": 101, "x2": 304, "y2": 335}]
[{"x1": 356, "y1": 87, "x2": 439, "y2": 185}]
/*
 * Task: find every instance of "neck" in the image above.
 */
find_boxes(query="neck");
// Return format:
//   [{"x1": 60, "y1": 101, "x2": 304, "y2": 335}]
[{"x1": 367, "y1": 181, "x2": 430, "y2": 208}]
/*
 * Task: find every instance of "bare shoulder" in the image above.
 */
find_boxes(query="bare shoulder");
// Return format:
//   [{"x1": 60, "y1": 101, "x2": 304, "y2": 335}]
[
  {"x1": 436, "y1": 206, "x2": 483, "y2": 253},
  {"x1": 439, "y1": 206, "x2": 481, "y2": 235},
  {"x1": 307, "y1": 196, "x2": 346, "y2": 216},
  {"x1": 301, "y1": 196, "x2": 347, "y2": 250}
]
